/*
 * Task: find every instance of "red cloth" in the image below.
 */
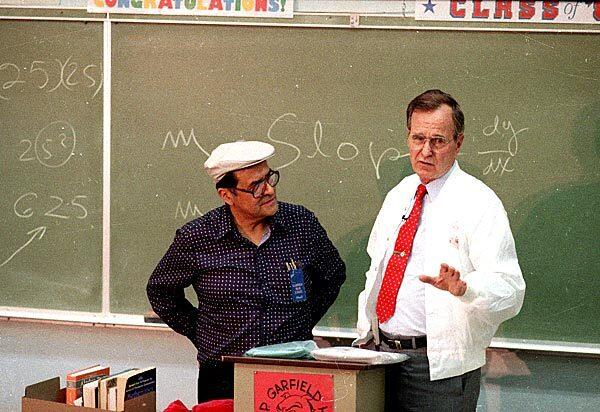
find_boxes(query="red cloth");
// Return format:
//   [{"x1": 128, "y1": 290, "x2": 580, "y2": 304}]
[
  {"x1": 376, "y1": 184, "x2": 427, "y2": 322},
  {"x1": 192, "y1": 399, "x2": 234, "y2": 412},
  {"x1": 163, "y1": 399, "x2": 234, "y2": 412},
  {"x1": 163, "y1": 400, "x2": 191, "y2": 412}
]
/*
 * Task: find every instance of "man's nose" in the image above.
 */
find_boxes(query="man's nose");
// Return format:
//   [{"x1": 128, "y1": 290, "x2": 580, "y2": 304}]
[
  {"x1": 263, "y1": 181, "x2": 276, "y2": 195},
  {"x1": 421, "y1": 139, "x2": 434, "y2": 156}
]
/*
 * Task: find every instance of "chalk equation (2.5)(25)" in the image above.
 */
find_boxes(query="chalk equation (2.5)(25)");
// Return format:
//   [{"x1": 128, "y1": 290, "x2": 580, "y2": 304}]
[{"x1": 0, "y1": 56, "x2": 102, "y2": 101}]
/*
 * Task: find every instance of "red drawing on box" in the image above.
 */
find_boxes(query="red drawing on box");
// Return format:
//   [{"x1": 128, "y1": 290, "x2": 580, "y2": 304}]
[{"x1": 254, "y1": 371, "x2": 334, "y2": 412}]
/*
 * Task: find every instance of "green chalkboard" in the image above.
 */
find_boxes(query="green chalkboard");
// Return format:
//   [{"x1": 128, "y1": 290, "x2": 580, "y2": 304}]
[
  {"x1": 2, "y1": 17, "x2": 598, "y2": 346},
  {"x1": 109, "y1": 24, "x2": 599, "y2": 345},
  {"x1": 0, "y1": 20, "x2": 104, "y2": 312}
]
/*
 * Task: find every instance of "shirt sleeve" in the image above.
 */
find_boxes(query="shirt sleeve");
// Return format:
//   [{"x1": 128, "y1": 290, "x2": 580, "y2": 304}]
[
  {"x1": 458, "y1": 198, "x2": 526, "y2": 327},
  {"x1": 306, "y1": 212, "x2": 346, "y2": 325},
  {"x1": 146, "y1": 228, "x2": 199, "y2": 341}
]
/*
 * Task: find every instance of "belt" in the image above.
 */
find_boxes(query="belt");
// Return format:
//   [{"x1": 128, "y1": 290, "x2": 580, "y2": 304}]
[{"x1": 380, "y1": 334, "x2": 427, "y2": 350}]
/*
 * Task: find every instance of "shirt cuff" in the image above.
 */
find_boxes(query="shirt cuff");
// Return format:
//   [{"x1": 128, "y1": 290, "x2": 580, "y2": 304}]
[{"x1": 458, "y1": 283, "x2": 478, "y2": 304}]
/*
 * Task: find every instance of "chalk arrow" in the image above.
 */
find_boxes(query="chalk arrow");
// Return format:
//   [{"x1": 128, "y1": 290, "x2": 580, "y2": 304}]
[{"x1": 0, "y1": 226, "x2": 47, "y2": 268}]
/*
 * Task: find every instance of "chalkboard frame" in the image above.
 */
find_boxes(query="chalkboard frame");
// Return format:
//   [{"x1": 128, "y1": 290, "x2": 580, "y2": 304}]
[{"x1": 1, "y1": 6, "x2": 599, "y2": 355}]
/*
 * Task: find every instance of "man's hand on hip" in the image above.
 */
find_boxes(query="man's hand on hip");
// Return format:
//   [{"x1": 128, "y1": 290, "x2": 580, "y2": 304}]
[{"x1": 419, "y1": 263, "x2": 467, "y2": 297}]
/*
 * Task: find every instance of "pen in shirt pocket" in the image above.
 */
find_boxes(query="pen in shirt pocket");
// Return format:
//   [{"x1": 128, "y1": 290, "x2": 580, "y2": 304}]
[
  {"x1": 286, "y1": 259, "x2": 307, "y2": 302},
  {"x1": 285, "y1": 259, "x2": 302, "y2": 271}
]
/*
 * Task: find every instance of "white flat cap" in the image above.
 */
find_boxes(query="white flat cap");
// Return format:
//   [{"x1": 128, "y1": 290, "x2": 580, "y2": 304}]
[{"x1": 204, "y1": 140, "x2": 275, "y2": 183}]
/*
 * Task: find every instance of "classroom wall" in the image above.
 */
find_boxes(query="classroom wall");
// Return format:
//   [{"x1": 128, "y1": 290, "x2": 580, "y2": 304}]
[
  {"x1": 1, "y1": 4, "x2": 599, "y2": 411},
  {"x1": 1, "y1": 319, "x2": 599, "y2": 412},
  {"x1": 0, "y1": 320, "x2": 198, "y2": 411}
]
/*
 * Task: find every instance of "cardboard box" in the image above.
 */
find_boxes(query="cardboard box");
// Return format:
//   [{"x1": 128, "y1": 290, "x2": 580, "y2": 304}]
[{"x1": 22, "y1": 376, "x2": 156, "y2": 412}]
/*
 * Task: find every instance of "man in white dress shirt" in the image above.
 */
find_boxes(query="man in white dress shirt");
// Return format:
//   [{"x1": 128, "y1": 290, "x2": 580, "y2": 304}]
[{"x1": 355, "y1": 89, "x2": 526, "y2": 411}]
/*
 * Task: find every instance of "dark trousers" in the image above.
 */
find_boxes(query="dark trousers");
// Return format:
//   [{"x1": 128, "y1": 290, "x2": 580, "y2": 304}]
[
  {"x1": 197, "y1": 362, "x2": 234, "y2": 403},
  {"x1": 382, "y1": 346, "x2": 481, "y2": 412}
]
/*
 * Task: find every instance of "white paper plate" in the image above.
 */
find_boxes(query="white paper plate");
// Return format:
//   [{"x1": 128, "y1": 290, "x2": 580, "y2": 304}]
[
  {"x1": 311, "y1": 347, "x2": 382, "y2": 363},
  {"x1": 311, "y1": 347, "x2": 409, "y2": 364}
]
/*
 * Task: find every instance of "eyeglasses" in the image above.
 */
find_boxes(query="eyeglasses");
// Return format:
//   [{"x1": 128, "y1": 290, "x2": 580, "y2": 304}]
[
  {"x1": 408, "y1": 135, "x2": 453, "y2": 151},
  {"x1": 233, "y1": 169, "x2": 280, "y2": 198}
]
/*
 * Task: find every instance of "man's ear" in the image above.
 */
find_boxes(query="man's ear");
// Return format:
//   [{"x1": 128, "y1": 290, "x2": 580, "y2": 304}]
[
  {"x1": 218, "y1": 188, "x2": 234, "y2": 206},
  {"x1": 455, "y1": 132, "x2": 464, "y2": 151}
]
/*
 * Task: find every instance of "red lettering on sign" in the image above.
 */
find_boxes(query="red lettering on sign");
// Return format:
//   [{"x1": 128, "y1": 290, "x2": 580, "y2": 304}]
[
  {"x1": 255, "y1": 371, "x2": 334, "y2": 412},
  {"x1": 472, "y1": 0, "x2": 490, "y2": 18},
  {"x1": 209, "y1": 0, "x2": 223, "y2": 10},
  {"x1": 494, "y1": 0, "x2": 513, "y2": 19},
  {"x1": 518, "y1": 0, "x2": 535, "y2": 19},
  {"x1": 594, "y1": 1, "x2": 600, "y2": 21},
  {"x1": 255, "y1": 0, "x2": 267, "y2": 11},
  {"x1": 450, "y1": 0, "x2": 466, "y2": 18},
  {"x1": 542, "y1": 1, "x2": 558, "y2": 20}
]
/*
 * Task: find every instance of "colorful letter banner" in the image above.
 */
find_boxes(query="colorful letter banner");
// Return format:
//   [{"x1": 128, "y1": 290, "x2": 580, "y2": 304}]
[
  {"x1": 254, "y1": 371, "x2": 334, "y2": 411},
  {"x1": 415, "y1": 1, "x2": 600, "y2": 24},
  {"x1": 87, "y1": 0, "x2": 293, "y2": 18}
]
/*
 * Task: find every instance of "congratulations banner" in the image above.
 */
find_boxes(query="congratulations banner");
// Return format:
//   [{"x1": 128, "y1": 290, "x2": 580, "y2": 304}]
[
  {"x1": 415, "y1": 1, "x2": 600, "y2": 24},
  {"x1": 88, "y1": 0, "x2": 293, "y2": 18}
]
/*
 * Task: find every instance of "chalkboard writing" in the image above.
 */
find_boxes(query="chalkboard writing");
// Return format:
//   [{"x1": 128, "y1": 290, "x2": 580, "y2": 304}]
[
  {"x1": 0, "y1": 21, "x2": 103, "y2": 311},
  {"x1": 109, "y1": 24, "x2": 599, "y2": 345}
]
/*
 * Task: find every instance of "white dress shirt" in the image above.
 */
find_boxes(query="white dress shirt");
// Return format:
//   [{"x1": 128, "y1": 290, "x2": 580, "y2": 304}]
[
  {"x1": 355, "y1": 162, "x2": 526, "y2": 380},
  {"x1": 379, "y1": 166, "x2": 453, "y2": 337}
]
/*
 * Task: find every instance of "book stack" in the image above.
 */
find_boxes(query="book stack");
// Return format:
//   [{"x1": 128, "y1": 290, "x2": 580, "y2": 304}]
[
  {"x1": 66, "y1": 365, "x2": 110, "y2": 405},
  {"x1": 66, "y1": 364, "x2": 156, "y2": 411}
]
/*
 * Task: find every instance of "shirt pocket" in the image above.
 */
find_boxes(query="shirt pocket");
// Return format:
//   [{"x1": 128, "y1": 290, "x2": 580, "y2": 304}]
[
  {"x1": 433, "y1": 221, "x2": 467, "y2": 272},
  {"x1": 262, "y1": 258, "x2": 312, "y2": 306}
]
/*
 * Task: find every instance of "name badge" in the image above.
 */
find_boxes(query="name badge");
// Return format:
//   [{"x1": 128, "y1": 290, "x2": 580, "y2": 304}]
[{"x1": 287, "y1": 260, "x2": 307, "y2": 302}]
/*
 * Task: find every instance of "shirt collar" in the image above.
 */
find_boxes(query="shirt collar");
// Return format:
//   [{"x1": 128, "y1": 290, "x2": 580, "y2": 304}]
[
  {"x1": 214, "y1": 205, "x2": 236, "y2": 239},
  {"x1": 269, "y1": 203, "x2": 287, "y2": 234},
  {"x1": 214, "y1": 202, "x2": 286, "y2": 240},
  {"x1": 423, "y1": 161, "x2": 457, "y2": 202}
]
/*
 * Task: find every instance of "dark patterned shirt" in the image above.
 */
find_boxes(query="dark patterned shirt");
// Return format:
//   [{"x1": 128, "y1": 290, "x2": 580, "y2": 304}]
[{"x1": 147, "y1": 202, "x2": 346, "y2": 366}]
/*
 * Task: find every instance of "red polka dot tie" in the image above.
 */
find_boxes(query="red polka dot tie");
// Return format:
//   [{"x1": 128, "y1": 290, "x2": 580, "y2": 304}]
[{"x1": 376, "y1": 184, "x2": 428, "y2": 323}]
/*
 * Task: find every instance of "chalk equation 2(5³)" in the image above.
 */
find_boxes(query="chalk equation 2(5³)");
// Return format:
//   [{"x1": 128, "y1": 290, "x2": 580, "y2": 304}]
[{"x1": 18, "y1": 120, "x2": 76, "y2": 168}]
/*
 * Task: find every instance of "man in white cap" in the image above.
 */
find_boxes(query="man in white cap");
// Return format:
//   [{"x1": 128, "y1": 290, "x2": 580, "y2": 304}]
[{"x1": 147, "y1": 140, "x2": 346, "y2": 402}]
